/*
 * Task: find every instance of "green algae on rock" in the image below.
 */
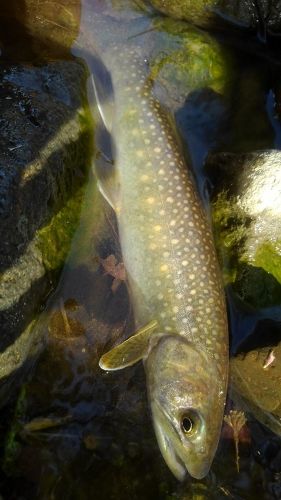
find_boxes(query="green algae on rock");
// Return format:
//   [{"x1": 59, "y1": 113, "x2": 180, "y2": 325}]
[
  {"x1": 3, "y1": 385, "x2": 27, "y2": 475},
  {"x1": 36, "y1": 99, "x2": 93, "y2": 272},
  {"x1": 36, "y1": 186, "x2": 86, "y2": 271},
  {"x1": 254, "y1": 240, "x2": 281, "y2": 285},
  {"x1": 147, "y1": 0, "x2": 218, "y2": 26},
  {"x1": 210, "y1": 190, "x2": 248, "y2": 285},
  {"x1": 148, "y1": 17, "x2": 234, "y2": 103},
  {"x1": 148, "y1": 0, "x2": 281, "y2": 34}
]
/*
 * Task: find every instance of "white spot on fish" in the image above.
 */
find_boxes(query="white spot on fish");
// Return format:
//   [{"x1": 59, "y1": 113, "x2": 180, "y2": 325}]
[
  {"x1": 146, "y1": 197, "x2": 155, "y2": 204},
  {"x1": 141, "y1": 174, "x2": 149, "y2": 181}
]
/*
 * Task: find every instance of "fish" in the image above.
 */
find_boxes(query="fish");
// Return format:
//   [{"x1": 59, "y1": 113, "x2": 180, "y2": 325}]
[{"x1": 90, "y1": 41, "x2": 229, "y2": 480}]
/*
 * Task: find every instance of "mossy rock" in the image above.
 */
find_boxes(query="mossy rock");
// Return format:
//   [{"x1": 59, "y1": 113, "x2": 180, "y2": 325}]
[
  {"x1": 36, "y1": 185, "x2": 86, "y2": 271},
  {"x1": 254, "y1": 241, "x2": 281, "y2": 285},
  {"x1": 0, "y1": 59, "x2": 93, "y2": 405},
  {"x1": 209, "y1": 151, "x2": 281, "y2": 307},
  {"x1": 148, "y1": 17, "x2": 234, "y2": 102},
  {"x1": 148, "y1": 0, "x2": 219, "y2": 26},
  {"x1": 148, "y1": 0, "x2": 281, "y2": 33}
]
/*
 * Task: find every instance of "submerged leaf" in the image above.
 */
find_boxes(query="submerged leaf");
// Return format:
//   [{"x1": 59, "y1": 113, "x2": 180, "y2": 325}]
[
  {"x1": 48, "y1": 301, "x2": 86, "y2": 339},
  {"x1": 100, "y1": 254, "x2": 126, "y2": 292},
  {"x1": 22, "y1": 414, "x2": 73, "y2": 433}
]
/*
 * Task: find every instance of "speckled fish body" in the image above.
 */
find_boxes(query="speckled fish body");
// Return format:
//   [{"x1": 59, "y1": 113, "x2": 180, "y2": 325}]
[{"x1": 95, "y1": 43, "x2": 229, "y2": 480}]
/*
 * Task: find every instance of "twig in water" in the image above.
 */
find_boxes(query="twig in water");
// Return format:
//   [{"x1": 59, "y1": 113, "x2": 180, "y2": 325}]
[{"x1": 224, "y1": 410, "x2": 247, "y2": 472}]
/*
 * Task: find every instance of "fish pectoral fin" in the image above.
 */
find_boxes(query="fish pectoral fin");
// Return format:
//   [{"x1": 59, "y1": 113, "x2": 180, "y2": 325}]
[{"x1": 99, "y1": 320, "x2": 159, "y2": 370}]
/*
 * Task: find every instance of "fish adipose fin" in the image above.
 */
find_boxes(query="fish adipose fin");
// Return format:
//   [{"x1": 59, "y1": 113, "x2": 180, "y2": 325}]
[{"x1": 99, "y1": 320, "x2": 159, "y2": 370}]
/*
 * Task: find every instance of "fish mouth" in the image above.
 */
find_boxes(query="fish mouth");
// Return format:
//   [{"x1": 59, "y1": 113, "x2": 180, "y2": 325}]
[
  {"x1": 159, "y1": 431, "x2": 210, "y2": 480},
  {"x1": 156, "y1": 424, "x2": 211, "y2": 480},
  {"x1": 185, "y1": 458, "x2": 211, "y2": 480},
  {"x1": 153, "y1": 416, "x2": 187, "y2": 481}
]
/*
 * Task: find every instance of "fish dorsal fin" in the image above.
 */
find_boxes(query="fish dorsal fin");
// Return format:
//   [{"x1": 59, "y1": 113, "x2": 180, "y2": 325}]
[
  {"x1": 90, "y1": 55, "x2": 114, "y2": 133},
  {"x1": 99, "y1": 320, "x2": 161, "y2": 370}
]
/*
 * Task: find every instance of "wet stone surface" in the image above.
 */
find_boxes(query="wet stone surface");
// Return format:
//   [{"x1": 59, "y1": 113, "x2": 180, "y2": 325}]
[
  {"x1": 0, "y1": 0, "x2": 81, "y2": 62},
  {"x1": 207, "y1": 151, "x2": 281, "y2": 294},
  {"x1": 0, "y1": 58, "x2": 92, "y2": 404}
]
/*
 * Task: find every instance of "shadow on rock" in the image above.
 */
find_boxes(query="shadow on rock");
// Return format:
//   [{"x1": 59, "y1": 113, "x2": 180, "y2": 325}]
[{"x1": 0, "y1": 0, "x2": 97, "y2": 404}]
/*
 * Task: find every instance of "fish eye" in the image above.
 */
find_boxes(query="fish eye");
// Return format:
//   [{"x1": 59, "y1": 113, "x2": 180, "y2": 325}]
[
  {"x1": 181, "y1": 416, "x2": 194, "y2": 434},
  {"x1": 180, "y1": 410, "x2": 199, "y2": 435}
]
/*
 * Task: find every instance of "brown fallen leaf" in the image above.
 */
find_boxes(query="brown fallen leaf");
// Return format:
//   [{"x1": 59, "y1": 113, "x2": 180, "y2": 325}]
[
  {"x1": 22, "y1": 414, "x2": 73, "y2": 433},
  {"x1": 100, "y1": 254, "x2": 126, "y2": 292},
  {"x1": 224, "y1": 410, "x2": 247, "y2": 473}
]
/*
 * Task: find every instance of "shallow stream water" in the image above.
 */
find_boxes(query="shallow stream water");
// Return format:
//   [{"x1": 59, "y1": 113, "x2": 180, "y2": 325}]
[{"x1": 0, "y1": 1, "x2": 281, "y2": 499}]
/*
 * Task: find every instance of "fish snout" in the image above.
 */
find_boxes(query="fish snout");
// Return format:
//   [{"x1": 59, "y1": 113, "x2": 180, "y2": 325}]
[{"x1": 186, "y1": 458, "x2": 211, "y2": 480}]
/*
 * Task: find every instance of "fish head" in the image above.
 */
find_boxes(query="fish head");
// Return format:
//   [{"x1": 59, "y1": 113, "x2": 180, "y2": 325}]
[{"x1": 146, "y1": 335, "x2": 226, "y2": 480}]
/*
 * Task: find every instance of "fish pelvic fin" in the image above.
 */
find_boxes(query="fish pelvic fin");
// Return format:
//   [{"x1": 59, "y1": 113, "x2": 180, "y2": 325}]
[
  {"x1": 90, "y1": 55, "x2": 114, "y2": 133},
  {"x1": 99, "y1": 320, "x2": 161, "y2": 370},
  {"x1": 90, "y1": 57, "x2": 121, "y2": 212}
]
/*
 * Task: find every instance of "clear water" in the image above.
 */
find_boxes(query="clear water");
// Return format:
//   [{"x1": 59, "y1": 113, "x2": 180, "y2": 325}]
[{"x1": 0, "y1": 1, "x2": 281, "y2": 499}]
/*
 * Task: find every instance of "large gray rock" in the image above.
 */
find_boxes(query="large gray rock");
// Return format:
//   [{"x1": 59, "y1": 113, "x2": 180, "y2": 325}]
[
  {"x1": 0, "y1": 59, "x2": 92, "y2": 401},
  {"x1": 0, "y1": 0, "x2": 81, "y2": 61}
]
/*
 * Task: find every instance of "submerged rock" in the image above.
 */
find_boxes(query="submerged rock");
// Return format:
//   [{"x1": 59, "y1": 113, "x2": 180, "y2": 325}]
[
  {"x1": 0, "y1": 59, "x2": 93, "y2": 404},
  {"x1": 147, "y1": 17, "x2": 234, "y2": 105},
  {"x1": 0, "y1": 0, "x2": 81, "y2": 61},
  {"x1": 230, "y1": 338, "x2": 281, "y2": 436},
  {"x1": 208, "y1": 149, "x2": 281, "y2": 435},
  {"x1": 147, "y1": 0, "x2": 218, "y2": 27}
]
